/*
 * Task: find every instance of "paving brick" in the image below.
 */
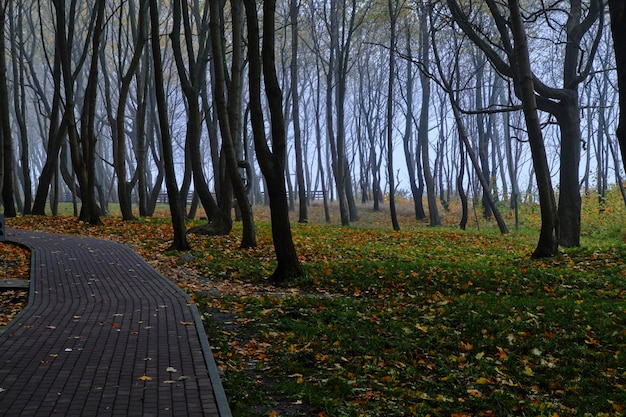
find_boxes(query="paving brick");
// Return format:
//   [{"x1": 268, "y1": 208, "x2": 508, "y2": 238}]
[{"x1": 0, "y1": 229, "x2": 231, "y2": 416}]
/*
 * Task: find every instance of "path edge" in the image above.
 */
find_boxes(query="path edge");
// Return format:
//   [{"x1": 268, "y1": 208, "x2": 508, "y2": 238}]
[{"x1": 126, "y1": 244, "x2": 234, "y2": 417}]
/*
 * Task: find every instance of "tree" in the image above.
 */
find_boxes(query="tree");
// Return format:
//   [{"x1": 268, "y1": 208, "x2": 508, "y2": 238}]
[
  {"x1": 446, "y1": 0, "x2": 603, "y2": 248},
  {"x1": 54, "y1": 0, "x2": 105, "y2": 225},
  {"x1": 9, "y1": 0, "x2": 32, "y2": 214},
  {"x1": 416, "y1": 1, "x2": 439, "y2": 226},
  {"x1": 291, "y1": 0, "x2": 308, "y2": 224},
  {"x1": 400, "y1": 23, "x2": 426, "y2": 221},
  {"x1": 386, "y1": 0, "x2": 400, "y2": 231},
  {"x1": 243, "y1": 0, "x2": 304, "y2": 282},
  {"x1": 0, "y1": 1, "x2": 15, "y2": 217},
  {"x1": 608, "y1": 0, "x2": 626, "y2": 176},
  {"x1": 507, "y1": 0, "x2": 559, "y2": 257},
  {"x1": 149, "y1": 0, "x2": 189, "y2": 250},
  {"x1": 207, "y1": 0, "x2": 256, "y2": 248},
  {"x1": 170, "y1": 0, "x2": 220, "y2": 226},
  {"x1": 103, "y1": 0, "x2": 148, "y2": 221},
  {"x1": 431, "y1": 14, "x2": 509, "y2": 235}
]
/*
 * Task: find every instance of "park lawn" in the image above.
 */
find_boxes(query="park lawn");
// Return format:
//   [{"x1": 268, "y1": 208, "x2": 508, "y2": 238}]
[
  {"x1": 7, "y1": 192, "x2": 626, "y2": 416},
  {"x1": 194, "y1": 222, "x2": 626, "y2": 417}
]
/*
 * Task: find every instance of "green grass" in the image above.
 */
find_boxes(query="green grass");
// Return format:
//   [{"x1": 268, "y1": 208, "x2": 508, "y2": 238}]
[
  {"x1": 192, "y1": 190, "x2": 626, "y2": 416},
  {"x1": 9, "y1": 188, "x2": 626, "y2": 416}
]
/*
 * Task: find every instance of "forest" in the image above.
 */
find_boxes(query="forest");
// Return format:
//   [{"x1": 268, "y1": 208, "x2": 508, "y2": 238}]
[
  {"x1": 0, "y1": 0, "x2": 625, "y2": 280},
  {"x1": 3, "y1": 1, "x2": 626, "y2": 415}
]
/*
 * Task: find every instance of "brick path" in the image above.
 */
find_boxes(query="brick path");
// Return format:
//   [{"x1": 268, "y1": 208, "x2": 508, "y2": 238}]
[{"x1": 0, "y1": 229, "x2": 231, "y2": 417}]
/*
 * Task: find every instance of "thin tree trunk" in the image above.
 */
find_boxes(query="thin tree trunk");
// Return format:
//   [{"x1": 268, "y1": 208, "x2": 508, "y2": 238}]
[
  {"x1": 291, "y1": 0, "x2": 307, "y2": 223},
  {"x1": 418, "y1": 3, "x2": 439, "y2": 226},
  {"x1": 386, "y1": 0, "x2": 400, "y2": 231}
]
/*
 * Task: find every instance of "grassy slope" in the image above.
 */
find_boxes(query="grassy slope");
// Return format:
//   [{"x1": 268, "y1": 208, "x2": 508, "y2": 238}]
[{"x1": 6, "y1": 190, "x2": 626, "y2": 416}]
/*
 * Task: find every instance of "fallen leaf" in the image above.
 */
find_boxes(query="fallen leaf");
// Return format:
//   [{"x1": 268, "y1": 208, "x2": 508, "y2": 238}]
[
  {"x1": 166, "y1": 367, "x2": 178, "y2": 373},
  {"x1": 137, "y1": 375, "x2": 153, "y2": 381}
]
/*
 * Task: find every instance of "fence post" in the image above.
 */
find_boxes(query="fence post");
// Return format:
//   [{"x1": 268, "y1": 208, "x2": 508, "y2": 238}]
[{"x1": 0, "y1": 214, "x2": 4, "y2": 242}]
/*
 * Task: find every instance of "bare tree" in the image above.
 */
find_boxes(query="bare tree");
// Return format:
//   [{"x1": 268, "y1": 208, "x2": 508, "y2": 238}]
[
  {"x1": 446, "y1": 0, "x2": 604, "y2": 248},
  {"x1": 386, "y1": 0, "x2": 400, "y2": 231},
  {"x1": 0, "y1": 1, "x2": 15, "y2": 216},
  {"x1": 417, "y1": 1, "x2": 440, "y2": 226},
  {"x1": 207, "y1": 0, "x2": 256, "y2": 248},
  {"x1": 290, "y1": 0, "x2": 308, "y2": 223},
  {"x1": 148, "y1": 0, "x2": 189, "y2": 250},
  {"x1": 9, "y1": 0, "x2": 31, "y2": 214},
  {"x1": 507, "y1": 0, "x2": 558, "y2": 257},
  {"x1": 243, "y1": 0, "x2": 304, "y2": 282},
  {"x1": 608, "y1": 0, "x2": 626, "y2": 176},
  {"x1": 431, "y1": 16, "x2": 509, "y2": 235}
]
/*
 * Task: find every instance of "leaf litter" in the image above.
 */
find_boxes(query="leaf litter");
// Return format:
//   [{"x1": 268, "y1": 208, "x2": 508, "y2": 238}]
[{"x1": 5, "y1": 197, "x2": 626, "y2": 416}]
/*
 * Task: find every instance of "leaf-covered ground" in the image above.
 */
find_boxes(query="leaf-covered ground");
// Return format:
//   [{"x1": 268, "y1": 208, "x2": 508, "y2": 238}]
[
  {"x1": 0, "y1": 243, "x2": 30, "y2": 330},
  {"x1": 4, "y1": 192, "x2": 626, "y2": 416}
]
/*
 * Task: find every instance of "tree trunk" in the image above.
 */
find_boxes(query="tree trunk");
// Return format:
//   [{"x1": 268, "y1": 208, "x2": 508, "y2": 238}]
[
  {"x1": 458, "y1": 141, "x2": 468, "y2": 230},
  {"x1": 474, "y1": 58, "x2": 492, "y2": 219},
  {"x1": 149, "y1": 0, "x2": 189, "y2": 250},
  {"x1": 386, "y1": 0, "x2": 400, "y2": 231},
  {"x1": 112, "y1": 1, "x2": 148, "y2": 221},
  {"x1": 0, "y1": 5, "x2": 15, "y2": 217},
  {"x1": 243, "y1": 0, "x2": 303, "y2": 283},
  {"x1": 554, "y1": 96, "x2": 582, "y2": 247},
  {"x1": 418, "y1": 4, "x2": 440, "y2": 226},
  {"x1": 77, "y1": 0, "x2": 105, "y2": 225},
  {"x1": 401, "y1": 32, "x2": 425, "y2": 221},
  {"x1": 291, "y1": 0, "x2": 308, "y2": 223},
  {"x1": 170, "y1": 0, "x2": 220, "y2": 227},
  {"x1": 208, "y1": 0, "x2": 256, "y2": 248},
  {"x1": 9, "y1": 2, "x2": 31, "y2": 214},
  {"x1": 32, "y1": 45, "x2": 63, "y2": 216},
  {"x1": 608, "y1": 0, "x2": 626, "y2": 178},
  {"x1": 508, "y1": 0, "x2": 558, "y2": 257}
]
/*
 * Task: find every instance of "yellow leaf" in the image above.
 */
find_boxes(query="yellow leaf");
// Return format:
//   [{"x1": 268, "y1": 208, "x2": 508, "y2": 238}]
[
  {"x1": 137, "y1": 375, "x2": 153, "y2": 381},
  {"x1": 476, "y1": 377, "x2": 490, "y2": 385},
  {"x1": 475, "y1": 351, "x2": 485, "y2": 360},
  {"x1": 459, "y1": 341, "x2": 473, "y2": 351},
  {"x1": 496, "y1": 346, "x2": 508, "y2": 360},
  {"x1": 524, "y1": 366, "x2": 533, "y2": 376},
  {"x1": 467, "y1": 388, "x2": 482, "y2": 398}
]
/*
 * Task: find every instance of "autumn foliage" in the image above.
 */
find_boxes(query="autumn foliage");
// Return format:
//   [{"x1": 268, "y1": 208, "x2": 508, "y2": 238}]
[{"x1": 3, "y1": 190, "x2": 626, "y2": 415}]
